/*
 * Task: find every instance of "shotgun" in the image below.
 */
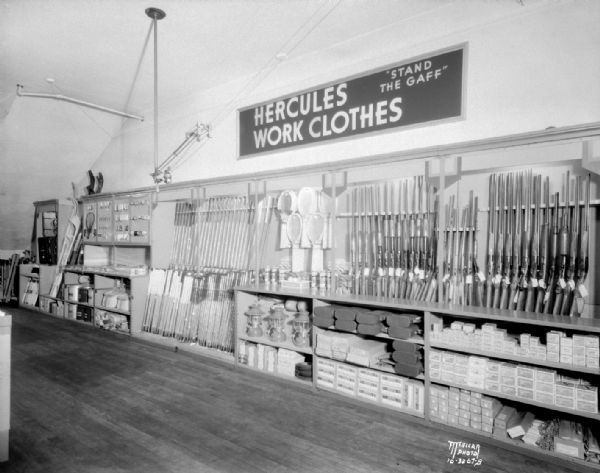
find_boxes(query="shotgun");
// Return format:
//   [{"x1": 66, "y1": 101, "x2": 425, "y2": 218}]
[{"x1": 485, "y1": 174, "x2": 497, "y2": 308}]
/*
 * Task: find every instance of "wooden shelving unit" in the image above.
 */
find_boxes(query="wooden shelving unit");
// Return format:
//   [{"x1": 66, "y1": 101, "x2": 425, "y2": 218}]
[{"x1": 234, "y1": 284, "x2": 600, "y2": 471}]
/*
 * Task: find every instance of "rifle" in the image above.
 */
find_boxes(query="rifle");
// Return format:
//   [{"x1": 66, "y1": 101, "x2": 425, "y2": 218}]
[
  {"x1": 485, "y1": 174, "x2": 497, "y2": 307},
  {"x1": 534, "y1": 177, "x2": 550, "y2": 313},
  {"x1": 573, "y1": 173, "x2": 590, "y2": 316},
  {"x1": 552, "y1": 173, "x2": 570, "y2": 315},
  {"x1": 499, "y1": 174, "x2": 512, "y2": 309},
  {"x1": 561, "y1": 175, "x2": 579, "y2": 315},
  {"x1": 376, "y1": 184, "x2": 385, "y2": 297},
  {"x1": 464, "y1": 191, "x2": 474, "y2": 305},
  {"x1": 525, "y1": 174, "x2": 541, "y2": 312},
  {"x1": 450, "y1": 192, "x2": 461, "y2": 305},
  {"x1": 472, "y1": 196, "x2": 484, "y2": 306},
  {"x1": 517, "y1": 170, "x2": 532, "y2": 311},
  {"x1": 423, "y1": 187, "x2": 439, "y2": 302},
  {"x1": 516, "y1": 171, "x2": 531, "y2": 310},
  {"x1": 494, "y1": 174, "x2": 506, "y2": 309},
  {"x1": 443, "y1": 197, "x2": 454, "y2": 304},
  {"x1": 544, "y1": 192, "x2": 560, "y2": 313},
  {"x1": 508, "y1": 172, "x2": 522, "y2": 310}
]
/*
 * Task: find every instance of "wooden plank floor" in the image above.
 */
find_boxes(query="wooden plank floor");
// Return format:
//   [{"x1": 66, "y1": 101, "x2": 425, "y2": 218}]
[{"x1": 1, "y1": 307, "x2": 579, "y2": 473}]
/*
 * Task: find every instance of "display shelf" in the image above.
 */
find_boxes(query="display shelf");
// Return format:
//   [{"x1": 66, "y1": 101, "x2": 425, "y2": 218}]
[
  {"x1": 431, "y1": 379, "x2": 600, "y2": 421},
  {"x1": 84, "y1": 241, "x2": 152, "y2": 248},
  {"x1": 431, "y1": 342, "x2": 600, "y2": 375},
  {"x1": 315, "y1": 382, "x2": 425, "y2": 419},
  {"x1": 238, "y1": 334, "x2": 312, "y2": 355},
  {"x1": 39, "y1": 294, "x2": 60, "y2": 302}
]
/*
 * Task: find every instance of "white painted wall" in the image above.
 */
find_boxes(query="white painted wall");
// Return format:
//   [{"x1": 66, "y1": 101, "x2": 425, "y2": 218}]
[{"x1": 91, "y1": 0, "x2": 600, "y2": 192}]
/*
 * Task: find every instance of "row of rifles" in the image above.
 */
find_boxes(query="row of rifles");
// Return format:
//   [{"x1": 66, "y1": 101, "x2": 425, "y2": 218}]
[
  {"x1": 349, "y1": 176, "x2": 439, "y2": 301},
  {"x1": 484, "y1": 170, "x2": 591, "y2": 316}
]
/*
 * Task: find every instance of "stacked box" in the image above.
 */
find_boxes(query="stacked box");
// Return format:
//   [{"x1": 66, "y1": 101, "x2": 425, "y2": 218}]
[
  {"x1": 585, "y1": 336, "x2": 599, "y2": 369},
  {"x1": 493, "y1": 405, "x2": 518, "y2": 439},
  {"x1": 429, "y1": 385, "x2": 449, "y2": 422},
  {"x1": 555, "y1": 382, "x2": 576, "y2": 409},
  {"x1": 448, "y1": 387, "x2": 460, "y2": 425},
  {"x1": 457, "y1": 389, "x2": 471, "y2": 428},
  {"x1": 466, "y1": 356, "x2": 487, "y2": 389},
  {"x1": 516, "y1": 365, "x2": 535, "y2": 400},
  {"x1": 316, "y1": 357, "x2": 336, "y2": 388},
  {"x1": 481, "y1": 396, "x2": 503, "y2": 433},
  {"x1": 380, "y1": 373, "x2": 404, "y2": 410},
  {"x1": 534, "y1": 368, "x2": 556, "y2": 405},
  {"x1": 499, "y1": 363, "x2": 517, "y2": 397},
  {"x1": 484, "y1": 360, "x2": 501, "y2": 392},
  {"x1": 453, "y1": 354, "x2": 469, "y2": 385},
  {"x1": 440, "y1": 351, "x2": 456, "y2": 383},
  {"x1": 409, "y1": 380, "x2": 425, "y2": 413},
  {"x1": 277, "y1": 348, "x2": 305, "y2": 377},
  {"x1": 576, "y1": 385, "x2": 598, "y2": 414},
  {"x1": 335, "y1": 363, "x2": 358, "y2": 396},
  {"x1": 560, "y1": 337, "x2": 573, "y2": 365},
  {"x1": 357, "y1": 368, "x2": 380, "y2": 403},
  {"x1": 429, "y1": 349, "x2": 442, "y2": 380},
  {"x1": 573, "y1": 335, "x2": 587, "y2": 367},
  {"x1": 547, "y1": 331, "x2": 562, "y2": 363}
]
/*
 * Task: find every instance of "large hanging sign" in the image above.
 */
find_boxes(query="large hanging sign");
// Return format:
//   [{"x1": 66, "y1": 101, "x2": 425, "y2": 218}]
[{"x1": 238, "y1": 44, "x2": 465, "y2": 158}]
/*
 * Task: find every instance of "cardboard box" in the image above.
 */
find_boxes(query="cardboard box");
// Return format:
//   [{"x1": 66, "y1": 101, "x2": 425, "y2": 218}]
[
  {"x1": 585, "y1": 336, "x2": 599, "y2": 348},
  {"x1": 482, "y1": 414, "x2": 494, "y2": 426},
  {"x1": 500, "y1": 375, "x2": 517, "y2": 387},
  {"x1": 507, "y1": 411, "x2": 535, "y2": 438},
  {"x1": 534, "y1": 391, "x2": 554, "y2": 405},
  {"x1": 535, "y1": 381, "x2": 555, "y2": 394},
  {"x1": 494, "y1": 406, "x2": 518, "y2": 430},
  {"x1": 517, "y1": 366, "x2": 535, "y2": 379},
  {"x1": 500, "y1": 385, "x2": 517, "y2": 397},
  {"x1": 576, "y1": 400, "x2": 598, "y2": 414},
  {"x1": 482, "y1": 423, "x2": 493, "y2": 434},
  {"x1": 470, "y1": 420, "x2": 482, "y2": 431},
  {"x1": 517, "y1": 387, "x2": 534, "y2": 400},
  {"x1": 517, "y1": 377, "x2": 534, "y2": 389},
  {"x1": 576, "y1": 385, "x2": 598, "y2": 403},
  {"x1": 555, "y1": 395, "x2": 576, "y2": 409},
  {"x1": 555, "y1": 438, "x2": 584, "y2": 459},
  {"x1": 535, "y1": 368, "x2": 557, "y2": 384},
  {"x1": 447, "y1": 414, "x2": 459, "y2": 425}
]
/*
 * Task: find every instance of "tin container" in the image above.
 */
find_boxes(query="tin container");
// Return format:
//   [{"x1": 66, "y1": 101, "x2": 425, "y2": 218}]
[{"x1": 65, "y1": 284, "x2": 81, "y2": 302}]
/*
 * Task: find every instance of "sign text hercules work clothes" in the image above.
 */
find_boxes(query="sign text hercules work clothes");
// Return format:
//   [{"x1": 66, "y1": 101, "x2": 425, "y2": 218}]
[{"x1": 238, "y1": 45, "x2": 465, "y2": 157}]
